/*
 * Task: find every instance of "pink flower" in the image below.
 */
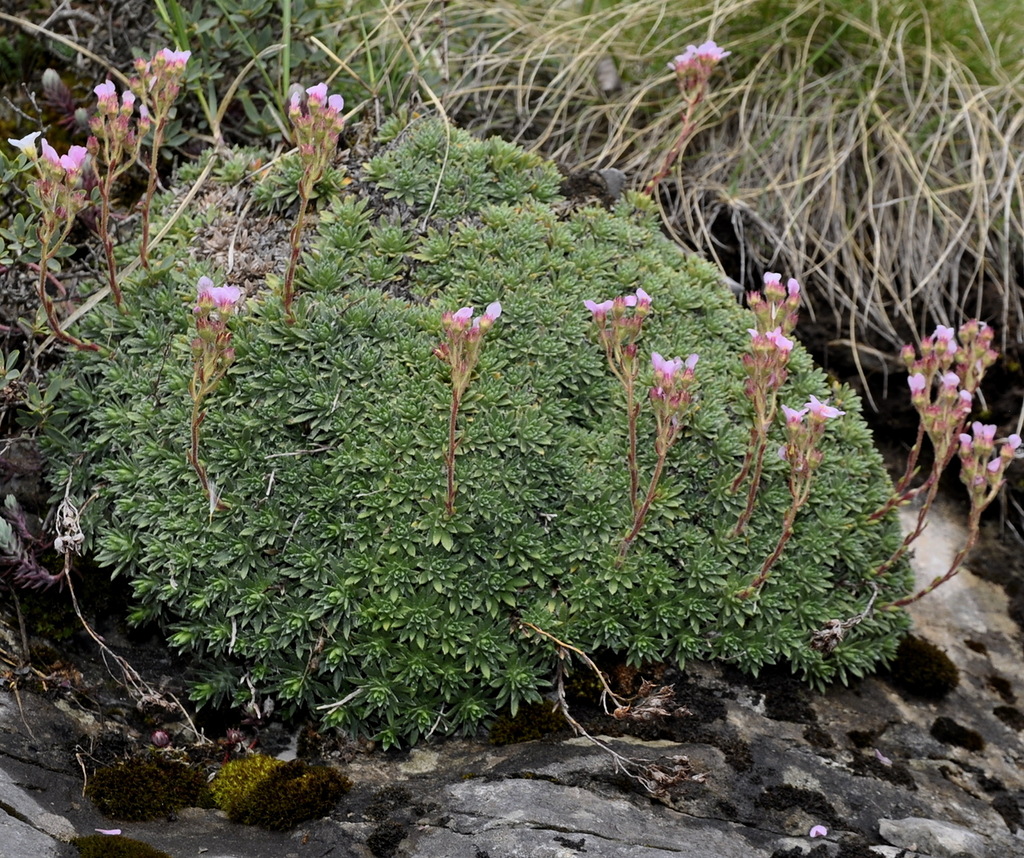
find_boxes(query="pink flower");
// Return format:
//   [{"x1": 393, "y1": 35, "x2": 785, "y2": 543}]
[
  {"x1": 808, "y1": 825, "x2": 828, "y2": 838},
  {"x1": 196, "y1": 277, "x2": 242, "y2": 309},
  {"x1": 782, "y1": 404, "x2": 807, "y2": 424},
  {"x1": 987, "y1": 458, "x2": 1001, "y2": 474},
  {"x1": 763, "y1": 272, "x2": 781, "y2": 288},
  {"x1": 584, "y1": 299, "x2": 614, "y2": 318},
  {"x1": 959, "y1": 433, "x2": 973, "y2": 451},
  {"x1": 473, "y1": 301, "x2": 502, "y2": 330},
  {"x1": 59, "y1": 145, "x2": 88, "y2": 174},
  {"x1": 305, "y1": 83, "x2": 328, "y2": 105},
  {"x1": 933, "y1": 324, "x2": 957, "y2": 343},
  {"x1": 40, "y1": 138, "x2": 59, "y2": 165},
  {"x1": 452, "y1": 306, "x2": 474, "y2": 324},
  {"x1": 787, "y1": 278, "x2": 800, "y2": 298},
  {"x1": 684, "y1": 353, "x2": 699, "y2": 371},
  {"x1": 328, "y1": 94, "x2": 344, "y2": 113},
  {"x1": 668, "y1": 39, "x2": 731, "y2": 71},
  {"x1": 8, "y1": 131, "x2": 41, "y2": 156},
  {"x1": 156, "y1": 48, "x2": 191, "y2": 69},
  {"x1": 940, "y1": 371, "x2": 960, "y2": 390},
  {"x1": 805, "y1": 395, "x2": 845, "y2": 420},
  {"x1": 764, "y1": 327, "x2": 794, "y2": 353},
  {"x1": 652, "y1": 352, "x2": 684, "y2": 379},
  {"x1": 971, "y1": 422, "x2": 996, "y2": 444},
  {"x1": 1008, "y1": 434, "x2": 1022, "y2": 451},
  {"x1": 94, "y1": 80, "x2": 117, "y2": 102},
  {"x1": 907, "y1": 373, "x2": 927, "y2": 395}
]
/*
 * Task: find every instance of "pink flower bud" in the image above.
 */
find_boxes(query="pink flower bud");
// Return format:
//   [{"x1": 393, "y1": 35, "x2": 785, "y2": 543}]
[
  {"x1": 786, "y1": 278, "x2": 800, "y2": 298},
  {"x1": 987, "y1": 458, "x2": 1001, "y2": 474},
  {"x1": 684, "y1": 353, "x2": 699, "y2": 371},
  {"x1": 151, "y1": 730, "x2": 171, "y2": 748},
  {"x1": 1008, "y1": 434, "x2": 1022, "y2": 451}
]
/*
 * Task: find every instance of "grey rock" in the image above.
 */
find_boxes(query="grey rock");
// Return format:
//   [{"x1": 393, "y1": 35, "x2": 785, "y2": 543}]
[
  {"x1": 404, "y1": 778, "x2": 774, "y2": 858},
  {"x1": 878, "y1": 816, "x2": 991, "y2": 857}
]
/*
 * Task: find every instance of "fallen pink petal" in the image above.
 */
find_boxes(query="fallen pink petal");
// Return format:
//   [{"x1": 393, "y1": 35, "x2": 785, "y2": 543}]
[{"x1": 808, "y1": 825, "x2": 828, "y2": 838}]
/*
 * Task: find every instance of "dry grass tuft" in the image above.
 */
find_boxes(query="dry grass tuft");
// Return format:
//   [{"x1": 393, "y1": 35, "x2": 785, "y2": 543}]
[{"x1": 330, "y1": 0, "x2": 1024, "y2": 382}]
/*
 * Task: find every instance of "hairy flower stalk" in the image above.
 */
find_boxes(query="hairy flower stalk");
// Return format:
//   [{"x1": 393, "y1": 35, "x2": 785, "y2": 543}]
[
  {"x1": 643, "y1": 40, "x2": 729, "y2": 197},
  {"x1": 584, "y1": 289, "x2": 652, "y2": 512},
  {"x1": 879, "y1": 425, "x2": 1020, "y2": 610},
  {"x1": 731, "y1": 273, "x2": 801, "y2": 535},
  {"x1": 434, "y1": 302, "x2": 502, "y2": 516},
  {"x1": 735, "y1": 396, "x2": 845, "y2": 599},
  {"x1": 129, "y1": 48, "x2": 191, "y2": 268},
  {"x1": 283, "y1": 83, "x2": 346, "y2": 320},
  {"x1": 618, "y1": 352, "x2": 698, "y2": 560},
  {"x1": 89, "y1": 80, "x2": 150, "y2": 306},
  {"x1": 868, "y1": 321, "x2": 996, "y2": 579},
  {"x1": 8, "y1": 133, "x2": 101, "y2": 352},
  {"x1": 189, "y1": 278, "x2": 241, "y2": 503}
]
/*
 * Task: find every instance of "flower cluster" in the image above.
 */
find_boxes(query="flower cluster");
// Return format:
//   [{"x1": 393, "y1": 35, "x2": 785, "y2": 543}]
[
  {"x1": 282, "y1": 82, "x2": 347, "y2": 318},
  {"x1": 667, "y1": 40, "x2": 731, "y2": 91},
  {"x1": 585, "y1": 288, "x2": 652, "y2": 511},
  {"x1": 649, "y1": 351, "x2": 699, "y2": 455},
  {"x1": 7, "y1": 132, "x2": 98, "y2": 351},
  {"x1": 737, "y1": 395, "x2": 846, "y2": 600},
  {"x1": 90, "y1": 78, "x2": 150, "y2": 304},
  {"x1": 129, "y1": 48, "x2": 191, "y2": 267},
  {"x1": 958, "y1": 422, "x2": 1021, "y2": 511},
  {"x1": 731, "y1": 272, "x2": 803, "y2": 533},
  {"x1": 644, "y1": 39, "x2": 729, "y2": 195},
  {"x1": 434, "y1": 302, "x2": 503, "y2": 515},
  {"x1": 188, "y1": 277, "x2": 242, "y2": 501}
]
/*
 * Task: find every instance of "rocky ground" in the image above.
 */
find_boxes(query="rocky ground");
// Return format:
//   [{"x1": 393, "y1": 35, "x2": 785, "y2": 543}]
[{"x1": 1, "y1": 496, "x2": 1024, "y2": 858}]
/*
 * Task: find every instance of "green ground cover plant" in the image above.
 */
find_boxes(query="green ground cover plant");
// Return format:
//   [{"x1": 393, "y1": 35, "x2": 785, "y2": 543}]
[{"x1": 41, "y1": 115, "x2": 916, "y2": 748}]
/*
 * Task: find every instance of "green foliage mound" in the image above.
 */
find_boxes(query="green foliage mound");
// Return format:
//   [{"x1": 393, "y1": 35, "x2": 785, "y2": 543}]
[{"x1": 49, "y1": 117, "x2": 911, "y2": 747}]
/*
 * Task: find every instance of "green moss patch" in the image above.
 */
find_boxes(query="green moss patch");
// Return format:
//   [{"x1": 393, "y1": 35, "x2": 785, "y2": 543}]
[{"x1": 85, "y1": 755, "x2": 213, "y2": 821}]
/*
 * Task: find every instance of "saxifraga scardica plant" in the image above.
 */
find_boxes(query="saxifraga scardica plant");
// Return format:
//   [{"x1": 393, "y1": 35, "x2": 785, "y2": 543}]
[{"x1": 46, "y1": 115, "x2": 911, "y2": 748}]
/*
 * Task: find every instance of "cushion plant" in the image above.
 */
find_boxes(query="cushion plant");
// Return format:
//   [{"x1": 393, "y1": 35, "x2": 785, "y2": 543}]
[{"x1": 46, "y1": 116, "x2": 911, "y2": 748}]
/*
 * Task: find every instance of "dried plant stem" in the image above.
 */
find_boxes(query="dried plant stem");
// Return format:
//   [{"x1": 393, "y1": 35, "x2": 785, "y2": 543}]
[
  {"x1": 731, "y1": 430, "x2": 768, "y2": 536},
  {"x1": 618, "y1": 444, "x2": 669, "y2": 561},
  {"x1": 282, "y1": 191, "x2": 311, "y2": 320},
  {"x1": 187, "y1": 398, "x2": 210, "y2": 497},
  {"x1": 138, "y1": 121, "x2": 169, "y2": 269},
  {"x1": 35, "y1": 234, "x2": 102, "y2": 354}
]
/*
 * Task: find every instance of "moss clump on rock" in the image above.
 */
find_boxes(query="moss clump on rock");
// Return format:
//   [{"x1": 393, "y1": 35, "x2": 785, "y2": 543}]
[
  {"x1": 85, "y1": 755, "x2": 213, "y2": 821},
  {"x1": 48, "y1": 115, "x2": 912, "y2": 748},
  {"x1": 211, "y1": 754, "x2": 351, "y2": 830},
  {"x1": 489, "y1": 700, "x2": 568, "y2": 744},
  {"x1": 74, "y1": 835, "x2": 172, "y2": 858},
  {"x1": 888, "y1": 634, "x2": 960, "y2": 699}
]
